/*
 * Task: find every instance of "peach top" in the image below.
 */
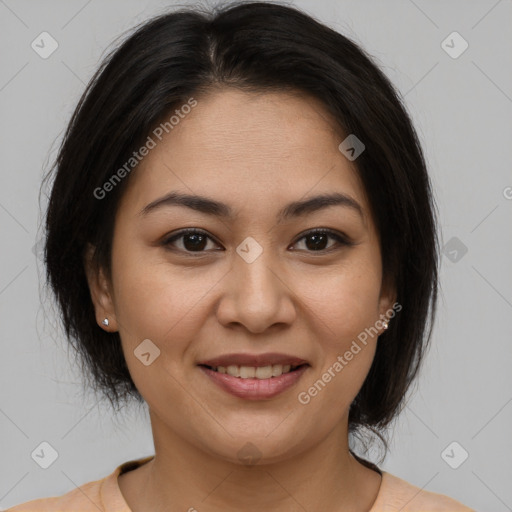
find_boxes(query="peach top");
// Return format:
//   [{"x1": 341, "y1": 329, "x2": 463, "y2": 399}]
[{"x1": 7, "y1": 456, "x2": 476, "y2": 511}]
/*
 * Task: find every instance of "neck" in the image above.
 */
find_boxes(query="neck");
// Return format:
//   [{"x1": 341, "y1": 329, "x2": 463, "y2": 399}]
[{"x1": 127, "y1": 409, "x2": 382, "y2": 512}]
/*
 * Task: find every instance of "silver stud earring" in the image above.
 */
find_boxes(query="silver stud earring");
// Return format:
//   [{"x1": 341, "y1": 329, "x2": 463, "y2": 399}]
[
  {"x1": 382, "y1": 320, "x2": 389, "y2": 330},
  {"x1": 102, "y1": 318, "x2": 109, "y2": 326}
]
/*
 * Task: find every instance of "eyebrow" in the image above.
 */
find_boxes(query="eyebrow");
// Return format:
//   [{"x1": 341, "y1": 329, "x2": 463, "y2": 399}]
[{"x1": 138, "y1": 191, "x2": 364, "y2": 222}]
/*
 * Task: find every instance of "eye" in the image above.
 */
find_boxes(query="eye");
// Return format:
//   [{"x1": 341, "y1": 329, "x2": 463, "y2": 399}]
[
  {"x1": 162, "y1": 228, "x2": 353, "y2": 255},
  {"x1": 162, "y1": 229, "x2": 222, "y2": 253},
  {"x1": 291, "y1": 228, "x2": 354, "y2": 252}
]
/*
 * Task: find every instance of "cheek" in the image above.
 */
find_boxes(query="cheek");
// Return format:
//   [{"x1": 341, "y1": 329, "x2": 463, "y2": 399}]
[
  {"x1": 294, "y1": 269, "x2": 380, "y2": 427},
  {"x1": 110, "y1": 222, "x2": 206, "y2": 331},
  {"x1": 108, "y1": 251, "x2": 211, "y2": 408},
  {"x1": 292, "y1": 254, "x2": 382, "y2": 403},
  {"x1": 296, "y1": 257, "x2": 383, "y2": 345}
]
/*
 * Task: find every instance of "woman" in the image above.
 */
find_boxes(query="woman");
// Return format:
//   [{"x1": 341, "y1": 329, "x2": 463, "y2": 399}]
[{"x1": 9, "y1": 1, "x2": 475, "y2": 510}]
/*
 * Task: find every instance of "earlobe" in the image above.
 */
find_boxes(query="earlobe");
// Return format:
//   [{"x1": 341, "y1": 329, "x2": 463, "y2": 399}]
[{"x1": 83, "y1": 243, "x2": 117, "y2": 331}]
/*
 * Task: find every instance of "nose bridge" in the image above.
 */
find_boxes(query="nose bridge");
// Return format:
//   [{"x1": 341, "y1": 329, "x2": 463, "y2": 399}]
[
  {"x1": 234, "y1": 235, "x2": 281, "y2": 304},
  {"x1": 216, "y1": 235, "x2": 295, "y2": 332}
]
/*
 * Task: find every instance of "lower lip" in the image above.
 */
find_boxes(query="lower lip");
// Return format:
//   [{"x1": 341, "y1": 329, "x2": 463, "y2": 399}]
[{"x1": 199, "y1": 365, "x2": 309, "y2": 400}]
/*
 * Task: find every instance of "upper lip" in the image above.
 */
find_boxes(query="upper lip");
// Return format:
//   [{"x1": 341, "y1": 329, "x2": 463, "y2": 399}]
[{"x1": 198, "y1": 353, "x2": 309, "y2": 368}]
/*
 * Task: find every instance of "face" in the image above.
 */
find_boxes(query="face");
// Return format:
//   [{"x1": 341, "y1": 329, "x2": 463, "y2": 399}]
[{"x1": 86, "y1": 88, "x2": 395, "y2": 464}]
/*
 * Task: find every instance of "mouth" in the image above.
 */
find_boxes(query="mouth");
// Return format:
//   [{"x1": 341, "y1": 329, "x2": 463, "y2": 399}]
[{"x1": 197, "y1": 353, "x2": 310, "y2": 400}]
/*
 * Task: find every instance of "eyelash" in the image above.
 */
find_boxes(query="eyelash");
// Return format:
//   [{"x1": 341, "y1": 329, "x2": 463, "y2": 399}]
[{"x1": 161, "y1": 228, "x2": 354, "y2": 255}]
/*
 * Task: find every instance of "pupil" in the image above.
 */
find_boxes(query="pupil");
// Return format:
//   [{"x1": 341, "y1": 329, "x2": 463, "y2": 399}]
[
  {"x1": 306, "y1": 233, "x2": 327, "y2": 251},
  {"x1": 184, "y1": 234, "x2": 207, "y2": 251}
]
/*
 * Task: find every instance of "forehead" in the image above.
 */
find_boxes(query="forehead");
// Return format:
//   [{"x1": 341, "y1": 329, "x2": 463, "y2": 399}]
[{"x1": 118, "y1": 88, "x2": 370, "y2": 223}]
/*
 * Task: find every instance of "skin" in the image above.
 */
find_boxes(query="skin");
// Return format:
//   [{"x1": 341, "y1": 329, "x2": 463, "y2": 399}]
[{"x1": 85, "y1": 88, "x2": 395, "y2": 512}]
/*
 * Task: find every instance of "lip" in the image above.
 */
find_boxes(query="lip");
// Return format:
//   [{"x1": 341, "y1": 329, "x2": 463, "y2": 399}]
[
  {"x1": 198, "y1": 352, "x2": 308, "y2": 368},
  {"x1": 199, "y1": 364, "x2": 309, "y2": 400}
]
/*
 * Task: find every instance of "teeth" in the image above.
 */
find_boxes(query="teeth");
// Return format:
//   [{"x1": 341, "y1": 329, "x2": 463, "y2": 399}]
[
  {"x1": 255, "y1": 366, "x2": 272, "y2": 379},
  {"x1": 226, "y1": 365, "x2": 240, "y2": 377},
  {"x1": 239, "y1": 366, "x2": 256, "y2": 378},
  {"x1": 214, "y1": 364, "x2": 300, "y2": 379},
  {"x1": 272, "y1": 364, "x2": 283, "y2": 377}
]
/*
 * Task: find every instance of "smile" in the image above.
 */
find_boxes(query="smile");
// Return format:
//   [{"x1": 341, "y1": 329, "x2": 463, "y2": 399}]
[{"x1": 198, "y1": 363, "x2": 309, "y2": 400}]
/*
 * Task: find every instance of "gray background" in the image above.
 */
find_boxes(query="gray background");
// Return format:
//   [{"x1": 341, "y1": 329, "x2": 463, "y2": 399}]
[{"x1": 1, "y1": 0, "x2": 511, "y2": 510}]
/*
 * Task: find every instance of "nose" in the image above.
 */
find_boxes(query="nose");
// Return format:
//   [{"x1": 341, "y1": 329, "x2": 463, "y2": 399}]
[{"x1": 215, "y1": 247, "x2": 297, "y2": 334}]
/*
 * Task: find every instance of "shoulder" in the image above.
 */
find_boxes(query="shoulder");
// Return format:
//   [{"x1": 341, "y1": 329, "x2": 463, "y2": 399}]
[
  {"x1": 6, "y1": 476, "x2": 107, "y2": 512},
  {"x1": 5, "y1": 456, "x2": 155, "y2": 512},
  {"x1": 371, "y1": 471, "x2": 477, "y2": 511}
]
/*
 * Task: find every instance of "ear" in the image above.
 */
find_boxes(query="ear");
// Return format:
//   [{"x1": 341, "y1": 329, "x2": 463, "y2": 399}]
[
  {"x1": 377, "y1": 275, "x2": 398, "y2": 334},
  {"x1": 84, "y1": 243, "x2": 118, "y2": 331}
]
